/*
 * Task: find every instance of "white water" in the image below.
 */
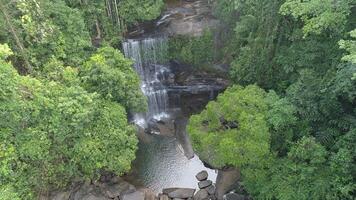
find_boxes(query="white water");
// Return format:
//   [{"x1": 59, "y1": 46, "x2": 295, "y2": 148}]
[{"x1": 123, "y1": 37, "x2": 171, "y2": 126}]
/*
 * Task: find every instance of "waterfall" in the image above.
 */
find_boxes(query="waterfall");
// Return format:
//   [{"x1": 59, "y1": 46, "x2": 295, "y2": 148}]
[{"x1": 123, "y1": 37, "x2": 171, "y2": 127}]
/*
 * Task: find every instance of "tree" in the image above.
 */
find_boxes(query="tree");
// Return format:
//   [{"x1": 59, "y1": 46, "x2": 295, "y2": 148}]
[
  {"x1": 265, "y1": 91, "x2": 299, "y2": 155},
  {"x1": 0, "y1": 1, "x2": 32, "y2": 72},
  {"x1": 0, "y1": 44, "x2": 138, "y2": 199},
  {"x1": 188, "y1": 85, "x2": 271, "y2": 169},
  {"x1": 0, "y1": 0, "x2": 92, "y2": 70},
  {"x1": 339, "y1": 29, "x2": 356, "y2": 64},
  {"x1": 80, "y1": 46, "x2": 147, "y2": 113},
  {"x1": 118, "y1": 0, "x2": 164, "y2": 25},
  {"x1": 280, "y1": 0, "x2": 355, "y2": 36}
]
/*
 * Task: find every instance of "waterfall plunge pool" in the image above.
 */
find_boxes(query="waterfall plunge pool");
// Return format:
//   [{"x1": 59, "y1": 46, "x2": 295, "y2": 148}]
[
  {"x1": 122, "y1": 37, "x2": 217, "y2": 193},
  {"x1": 124, "y1": 131, "x2": 217, "y2": 193}
]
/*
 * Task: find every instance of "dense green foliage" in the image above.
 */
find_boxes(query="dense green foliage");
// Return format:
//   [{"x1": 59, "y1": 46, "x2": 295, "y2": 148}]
[
  {"x1": 0, "y1": 1, "x2": 152, "y2": 199},
  {"x1": 189, "y1": 0, "x2": 356, "y2": 199},
  {"x1": 0, "y1": 0, "x2": 355, "y2": 199},
  {"x1": 0, "y1": 45, "x2": 139, "y2": 199},
  {"x1": 0, "y1": 0, "x2": 164, "y2": 71},
  {"x1": 80, "y1": 47, "x2": 147, "y2": 113},
  {"x1": 188, "y1": 85, "x2": 271, "y2": 168},
  {"x1": 168, "y1": 30, "x2": 215, "y2": 67},
  {"x1": 118, "y1": 0, "x2": 164, "y2": 25}
]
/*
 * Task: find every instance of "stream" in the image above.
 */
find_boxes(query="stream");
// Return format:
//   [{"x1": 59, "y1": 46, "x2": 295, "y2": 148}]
[{"x1": 122, "y1": 37, "x2": 218, "y2": 193}]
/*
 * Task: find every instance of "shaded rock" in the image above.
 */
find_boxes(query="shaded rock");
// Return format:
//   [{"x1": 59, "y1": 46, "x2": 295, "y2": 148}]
[
  {"x1": 162, "y1": 188, "x2": 195, "y2": 199},
  {"x1": 209, "y1": 195, "x2": 217, "y2": 200},
  {"x1": 72, "y1": 182, "x2": 94, "y2": 200},
  {"x1": 224, "y1": 193, "x2": 245, "y2": 200},
  {"x1": 206, "y1": 185, "x2": 215, "y2": 195},
  {"x1": 215, "y1": 168, "x2": 240, "y2": 200},
  {"x1": 103, "y1": 180, "x2": 136, "y2": 198},
  {"x1": 198, "y1": 180, "x2": 212, "y2": 189},
  {"x1": 219, "y1": 117, "x2": 238, "y2": 129},
  {"x1": 122, "y1": 191, "x2": 145, "y2": 200},
  {"x1": 194, "y1": 189, "x2": 209, "y2": 200},
  {"x1": 156, "y1": 119, "x2": 175, "y2": 136},
  {"x1": 196, "y1": 170, "x2": 208, "y2": 181}
]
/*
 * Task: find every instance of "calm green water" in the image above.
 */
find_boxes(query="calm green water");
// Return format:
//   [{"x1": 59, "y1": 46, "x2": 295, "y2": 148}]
[{"x1": 125, "y1": 133, "x2": 217, "y2": 193}]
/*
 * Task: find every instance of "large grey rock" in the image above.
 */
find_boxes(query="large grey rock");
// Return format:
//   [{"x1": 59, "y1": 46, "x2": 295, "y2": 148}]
[
  {"x1": 196, "y1": 170, "x2": 208, "y2": 181},
  {"x1": 193, "y1": 189, "x2": 209, "y2": 200},
  {"x1": 121, "y1": 191, "x2": 145, "y2": 200},
  {"x1": 162, "y1": 188, "x2": 196, "y2": 199},
  {"x1": 206, "y1": 185, "x2": 216, "y2": 195},
  {"x1": 224, "y1": 193, "x2": 246, "y2": 200},
  {"x1": 198, "y1": 180, "x2": 212, "y2": 189}
]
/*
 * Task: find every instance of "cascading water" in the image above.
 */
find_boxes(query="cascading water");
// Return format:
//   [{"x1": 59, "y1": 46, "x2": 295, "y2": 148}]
[
  {"x1": 123, "y1": 37, "x2": 171, "y2": 127},
  {"x1": 122, "y1": 37, "x2": 219, "y2": 193}
]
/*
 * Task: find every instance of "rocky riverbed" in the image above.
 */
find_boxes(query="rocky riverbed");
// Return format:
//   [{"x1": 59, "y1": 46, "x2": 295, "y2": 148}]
[{"x1": 49, "y1": 170, "x2": 249, "y2": 200}]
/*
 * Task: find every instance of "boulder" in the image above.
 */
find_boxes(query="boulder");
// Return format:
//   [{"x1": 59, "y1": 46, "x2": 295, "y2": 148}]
[
  {"x1": 140, "y1": 188, "x2": 156, "y2": 200},
  {"x1": 198, "y1": 180, "x2": 212, "y2": 189},
  {"x1": 162, "y1": 188, "x2": 196, "y2": 199},
  {"x1": 224, "y1": 193, "x2": 245, "y2": 200},
  {"x1": 195, "y1": 170, "x2": 208, "y2": 181},
  {"x1": 121, "y1": 191, "x2": 145, "y2": 200},
  {"x1": 193, "y1": 189, "x2": 209, "y2": 200},
  {"x1": 159, "y1": 194, "x2": 170, "y2": 200},
  {"x1": 103, "y1": 180, "x2": 136, "y2": 198},
  {"x1": 206, "y1": 185, "x2": 216, "y2": 195}
]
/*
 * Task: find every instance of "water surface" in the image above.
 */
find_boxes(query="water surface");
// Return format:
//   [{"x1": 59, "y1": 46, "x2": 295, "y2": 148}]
[{"x1": 125, "y1": 133, "x2": 217, "y2": 193}]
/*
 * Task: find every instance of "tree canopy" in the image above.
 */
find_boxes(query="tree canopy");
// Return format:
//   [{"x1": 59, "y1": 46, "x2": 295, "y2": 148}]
[
  {"x1": 188, "y1": 0, "x2": 356, "y2": 199},
  {"x1": 0, "y1": 46, "x2": 139, "y2": 198}
]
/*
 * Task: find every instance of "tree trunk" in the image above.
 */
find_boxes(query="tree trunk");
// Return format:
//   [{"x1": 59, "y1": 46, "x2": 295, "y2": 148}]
[
  {"x1": 0, "y1": 4, "x2": 32, "y2": 73},
  {"x1": 95, "y1": 18, "x2": 102, "y2": 39}
]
